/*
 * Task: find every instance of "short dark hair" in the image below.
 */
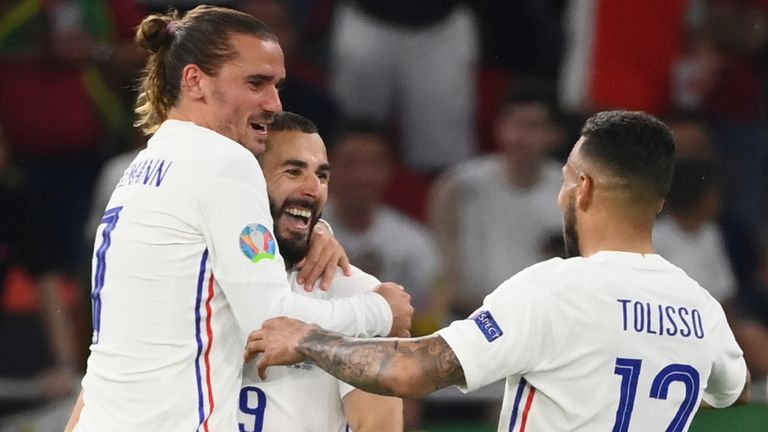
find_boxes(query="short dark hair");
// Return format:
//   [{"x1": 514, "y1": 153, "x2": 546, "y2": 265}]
[
  {"x1": 269, "y1": 111, "x2": 318, "y2": 134},
  {"x1": 134, "y1": 5, "x2": 277, "y2": 134},
  {"x1": 501, "y1": 78, "x2": 560, "y2": 121},
  {"x1": 329, "y1": 118, "x2": 389, "y2": 154},
  {"x1": 666, "y1": 159, "x2": 720, "y2": 214},
  {"x1": 580, "y1": 110, "x2": 675, "y2": 202}
]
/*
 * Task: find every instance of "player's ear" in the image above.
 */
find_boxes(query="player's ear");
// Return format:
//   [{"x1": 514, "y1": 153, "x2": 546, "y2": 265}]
[
  {"x1": 575, "y1": 172, "x2": 594, "y2": 211},
  {"x1": 180, "y1": 64, "x2": 206, "y2": 101}
]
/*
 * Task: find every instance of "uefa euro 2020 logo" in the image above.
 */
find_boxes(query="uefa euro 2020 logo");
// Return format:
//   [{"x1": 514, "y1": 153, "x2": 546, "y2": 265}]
[{"x1": 239, "y1": 223, "x2": 276, "y2": 263}]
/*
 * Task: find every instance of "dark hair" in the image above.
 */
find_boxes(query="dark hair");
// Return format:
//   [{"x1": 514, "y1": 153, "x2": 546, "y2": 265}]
[
  {"x1": 666, "y1": 159, "x2": 720, "y2": 214},
  {"x1": 134, "y1": 5, "x2": 277, "y2": 134},
  {"x1": 580, "y1": 110, "x2": 675, "y2": 202},
  {"x1": 329, "y1": 118, "x2": 389, "y2": 153},
  {"x1": 335, "y1": 118, "x2": 387, "y2": 140},
  {"x1": 501, "y1": 78, "x2": 560, "y2": 121},
  {"x1": 269, "y1": 111, "x2": 318, "y2": 134}
]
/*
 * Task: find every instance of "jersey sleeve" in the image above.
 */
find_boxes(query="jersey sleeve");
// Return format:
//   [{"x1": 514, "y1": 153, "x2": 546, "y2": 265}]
[
  {"x1": 701, "y1": 304, "x2": 747, "y2": 408},
  {"x1": 190, "y1": 154, "x2": 392, "y2": 342},
  {"x1": 437, "y1": 270, "x2": 562, "y2": 393}
]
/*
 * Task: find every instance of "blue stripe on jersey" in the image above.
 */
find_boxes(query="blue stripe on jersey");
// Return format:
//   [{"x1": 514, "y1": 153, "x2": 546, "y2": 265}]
[
  {"x1": 194, "y1": 249, "x2": 209, "y2": 427},
  {"x1": 508, "y1": 378, "x2": 528, "y2": 432}
]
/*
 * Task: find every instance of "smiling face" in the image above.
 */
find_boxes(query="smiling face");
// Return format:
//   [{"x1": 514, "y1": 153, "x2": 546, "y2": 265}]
[
  {"x1": 198, "y1": 33, "x2": 285, "y2": 155},
  {"x1": 260, "y1": 130, "x2": 329, "y2": 265}
]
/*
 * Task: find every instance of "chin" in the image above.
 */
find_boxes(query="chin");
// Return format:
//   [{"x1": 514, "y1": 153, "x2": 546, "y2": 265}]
[{"x1": 244, "y1": 140, "x2": 266, "y2": 157}]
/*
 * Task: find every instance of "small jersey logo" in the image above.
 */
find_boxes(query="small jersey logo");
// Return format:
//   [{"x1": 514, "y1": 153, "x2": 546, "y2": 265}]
[
  {"x1": 473, "y1": 310, "x2": 503, "y2": 342},
  {"x1": 239, "y1": 223, "x2": 276, "y2": 263}
]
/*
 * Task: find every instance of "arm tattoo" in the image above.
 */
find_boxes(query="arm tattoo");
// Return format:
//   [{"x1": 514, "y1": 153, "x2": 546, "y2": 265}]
[{"x1": 298, "y1": 330, "x2": 465, "y2": 397}]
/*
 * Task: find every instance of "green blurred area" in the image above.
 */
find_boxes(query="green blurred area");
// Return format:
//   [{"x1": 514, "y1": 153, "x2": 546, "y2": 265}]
[{"x1": 418, "y1": 402, "x2": 768, "y2": 432}]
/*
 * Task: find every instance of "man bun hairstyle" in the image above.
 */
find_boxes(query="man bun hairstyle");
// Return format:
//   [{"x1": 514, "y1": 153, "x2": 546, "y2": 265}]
[{"x1": 133, "y1": 5, "x2": 277, "y2": 134}]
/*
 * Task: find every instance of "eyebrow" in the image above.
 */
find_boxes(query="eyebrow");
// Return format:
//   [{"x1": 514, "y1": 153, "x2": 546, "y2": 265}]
[
  {"x1": 282, "y1": 159, "x2": 331, "y2": 172},
  {"x1": 246, "y1": 74, "x2": 285, "y2": 87}
]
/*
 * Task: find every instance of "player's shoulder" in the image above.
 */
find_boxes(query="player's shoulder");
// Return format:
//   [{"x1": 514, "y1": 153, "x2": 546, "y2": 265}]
[
  {"x1": 497, "y1": 257, "x2": 575, "y2": 294},
  {"x1": 152, "y1": 120, "x2": 256, "y2": 166}
]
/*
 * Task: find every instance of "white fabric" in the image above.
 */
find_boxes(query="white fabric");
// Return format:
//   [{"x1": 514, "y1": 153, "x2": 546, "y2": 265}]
[
  {"x1": 75, "y1": 120, "x2": 391, "y2": 432},
  {"x1": 654, "y1": 217, "x2": 736, "y2": 303},
  {"x1": 448, "y1": 156, "x2": 563, "y2": 304},
  {"x1": 84, "y1": 148, "x2": 142, "y2": 240},
  {"x1": 330, "y1": 2, "x2": 478, "y2": 170},
  {"x1": 323, "y1": 203, "x2": 439, "y2": 311},
  {"x1": 438, "y1": 252, "x2": 746, "y2": 431},
  {"x1": 240, "y1": 266, "x2": 380, "y2": 432}
]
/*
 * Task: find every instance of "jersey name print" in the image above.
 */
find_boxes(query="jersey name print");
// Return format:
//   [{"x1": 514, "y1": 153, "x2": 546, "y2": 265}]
[
  {"x1": 76, "y1": 121, "x2": 392, "y2": 432},
  {"x1": 617, "y1": 299, "x2": 704, "y2": 338},
  {"x1": 438, "y1": 252, "x2": 746, "y2": 432}
]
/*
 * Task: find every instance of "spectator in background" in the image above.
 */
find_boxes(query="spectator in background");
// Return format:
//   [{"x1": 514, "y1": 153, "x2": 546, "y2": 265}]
[
  {"x1": 329, "y1": 0, "x2": 479, "y2": 173},
  {"x1": 0, "y1": 125, "x2": 80, "y2": 429},
  {"x1": 654, "y1": 159, "x2": 736, "y2": 304},
  {"x1": 237, "y1": 0, "x2": 340, "y2": 137},
  {"x1": 0, "y1": 0, "x2": 146, "y2": 277},
  {"x1": 429, "y1": 80, "x2": 564, "y2": 319},
  {"x1": 654, "y1": 115, "x2": 736, "y2": 305},
  {"x1": 697, "y1": 0, "x2": 768, "y2": 288},
  {"x1": 322, "y1": 119, "x2": 441, "y2": 334}
]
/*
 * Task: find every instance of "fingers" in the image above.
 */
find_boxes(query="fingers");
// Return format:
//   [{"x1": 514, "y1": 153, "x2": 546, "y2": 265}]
[
  {"x1": 244, "y1": 331, "x2": 264, "y2": 363},
  {"x1": 340, "y1": 253, "x2": 352, "y2": 277},
  {"x1": 256, "y1": 357, "x2": 268, "y2": 381},
  {"x1": 301, "y1": 244, "x2": 335, "y2": 291},
  {"x1": 319, "y1": 253, "x2": 339, "y2": 291}
]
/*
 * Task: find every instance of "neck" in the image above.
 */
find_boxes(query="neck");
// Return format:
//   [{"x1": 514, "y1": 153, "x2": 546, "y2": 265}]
[
  {"x1": 167, "y1": 105, "x2": 211, "y2": 130},
  {"x1": 578, "y1": 210, "x2": 656, "y2": 257},
  {"x1": 504, "y1": 157, "x2": 542, "y2": 189}
]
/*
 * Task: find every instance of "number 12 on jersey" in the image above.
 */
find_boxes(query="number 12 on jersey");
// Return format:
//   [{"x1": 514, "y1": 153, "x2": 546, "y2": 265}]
[
  {"x1": 613, "y1": 357, "x2": 700, "y2": 432},
  {"x1": 92, "y1": 206, "x2": 123, "y2": 344}
]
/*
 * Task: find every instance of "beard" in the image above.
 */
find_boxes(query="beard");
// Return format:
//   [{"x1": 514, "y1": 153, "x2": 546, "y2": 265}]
[
  {"x1": 269, "y1": 197, "x2": 320, "y2": 268},
  {"x1": 563, "y1": 193, "x2": 581, "y2": 258}
]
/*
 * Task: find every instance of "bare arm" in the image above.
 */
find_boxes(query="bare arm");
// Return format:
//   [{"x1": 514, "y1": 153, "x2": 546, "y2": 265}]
[
  {"x1": 428, "y1": 175, "x2": 475, "y2": 318},
  {"x1": 342, "y1": 389, "x2": 403, "y2": 432},
  {"x1": 248, "y1": 317, "x2": 465, "y2": 398},
  {"x1": 64, "y1": 388, "x2": 84, "y2": 432}
]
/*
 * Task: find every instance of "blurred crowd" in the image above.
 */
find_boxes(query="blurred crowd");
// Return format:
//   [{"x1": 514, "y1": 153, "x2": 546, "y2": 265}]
[{"x1": 1, "y1": 0, "x2": 767, "y2": 430}]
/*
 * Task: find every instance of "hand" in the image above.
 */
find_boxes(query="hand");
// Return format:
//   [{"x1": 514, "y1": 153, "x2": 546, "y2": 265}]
[
  {"x1": 245, "y1": 317, "x2": 318, "y2": 379},
  {"x1": 296, "y1": 220, "x2": 352, "y2": 292},
  {"x1": 373, "y1": 283, "x2": 413, "y2": 337}
]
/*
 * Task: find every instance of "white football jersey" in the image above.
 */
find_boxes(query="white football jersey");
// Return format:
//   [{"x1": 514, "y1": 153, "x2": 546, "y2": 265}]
[
  {"x1": 75, "y1": 120, "x2": 392, "y2": 432},
  {"x1": 438, "y1": 252, "x2": 746, "y2": 432},
  {"x1": 240, "y1": 266, "x2": 379, "y2": 432}
]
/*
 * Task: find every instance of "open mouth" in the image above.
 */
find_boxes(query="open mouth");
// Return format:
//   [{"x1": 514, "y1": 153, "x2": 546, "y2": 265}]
[
  {"x1": 250, "y1": 122, "x2": 267, "y2": 134},
  {"x1": 283, "y1": 206, "x2": 312, "y2": 228}
]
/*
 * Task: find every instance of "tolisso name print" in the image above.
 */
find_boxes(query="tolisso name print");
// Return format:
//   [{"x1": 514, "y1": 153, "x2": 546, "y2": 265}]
[{"x1": 617, "y1": 299, "x2": 704, "y2": 339}]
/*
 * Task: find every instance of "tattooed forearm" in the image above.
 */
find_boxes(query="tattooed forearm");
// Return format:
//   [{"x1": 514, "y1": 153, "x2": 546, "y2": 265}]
[{"x1": 297, "y1": 330, "x2": 465, "y2": 397}]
